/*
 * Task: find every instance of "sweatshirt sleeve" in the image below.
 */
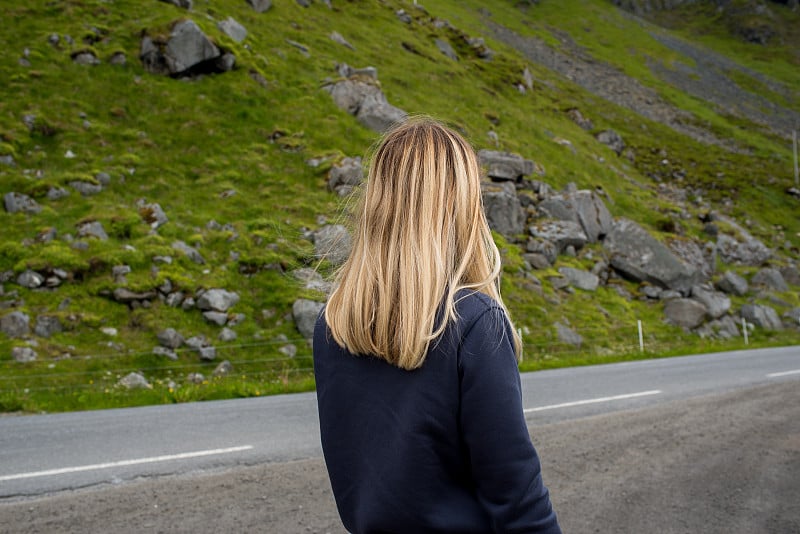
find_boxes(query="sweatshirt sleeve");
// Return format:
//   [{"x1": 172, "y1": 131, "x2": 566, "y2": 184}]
[{"x1": 458, "y1": 307, "x2": 561, "y2": 534}]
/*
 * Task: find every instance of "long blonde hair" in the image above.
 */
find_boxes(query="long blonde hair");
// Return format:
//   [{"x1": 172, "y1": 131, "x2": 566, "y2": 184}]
[{"x1": 325, "y1": 117, "x2": 521, "y2": 370}]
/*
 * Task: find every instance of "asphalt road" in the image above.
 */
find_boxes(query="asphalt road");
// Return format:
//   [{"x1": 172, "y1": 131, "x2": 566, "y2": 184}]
[{"x1": 1, "y1": 346, "x2": 798, "y2": 501}]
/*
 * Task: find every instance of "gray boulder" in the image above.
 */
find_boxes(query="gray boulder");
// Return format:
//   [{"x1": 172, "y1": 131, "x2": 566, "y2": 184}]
[
  {"x1": 323, "y1": 77, "x2": 407, "y2": 132},
  {"x1": 247, "y1": 0, "x2": 272, "y2": 12},
  {"x1": 293, "y1": 299, "x2": 324, "y2": 340},
  {"x1": 751, "y1": 268, "x2": 789, "y2": 292},
  {"x1": 157, "y1": 328, "x2": 184, "y2": 349},
  {"x1": 165, "y1": 20, "x2": 220, "y2": 74},
  {"x1": 596, "y1": 130, "x2": 625, "y2": 155},
  {"x1": 716, "y1": 233, "x2": 771, "y2": 266},
  {"x1": 172, "y1": 240, "x2": 205, "y2": 264},
  {"x1": 525, "y1": 239, "x2": 558, "y2": 265},
  {"x1": 197, "y1": 289, "x2": 240, "y2": 312},
  {"x1": 219, "y1": 327, "x2": 237, "y2": 342},
  {"x1": 779, "y1": 266, "x2": 800, "y2": 287},
  {"x1": 697, "y1": 315, "x2": 740, "y2": 340},
  {"x1": 538, "y1": 190, "x2": 613, "y2": 243},
  {"x1": 4, "y1": 192, "x2": 41, "y2": 214},
  {"x1": 69, "y1": 180, "x2": 102, "y2": 196},
  {"x1": 716, "y1": 270, "x2": 748, "y2": 296},
  {"x1": 667, "y1": 238, "x2": 713, "y2": 282},
  {"x1": 46, "y1": 187, "x2": 70, "y2": 200},
  {"x1": 34, "y1": 315, "x2": 63, "y2": 338},
  {"x1": 740, "y1": 304, "x2": 783, "y2": 331},
  {"x1": 217, "y1": 17, "x2": 247, "y2": 43},
  {"x1": 141, "y1": 20, "x2": 234, "y2": 77},
  {"x1": 213, "y1": 360, "x2": 232, "y2": 377},
  {"x1": 482, "y1": 182, "x2": 525, "y2": 237},
  {"x1": 113, "y1": 288, "x2": 157, "y2": 304},
  {"x1": 185, "y1": 335, "x2": 216, "y2": 361},
  {"x1": 330, "y1": 31, "x2": 355, "y2": 50},
  {"x1": 529, "y1": 221, "x2": 587, "y2": 255},
  {"x1": 292, "y1": 268, "x2": 333, "y2": 295},
  {"x1": 77, "y1": 221, "x2": 108, "y2": 240},
  {"x1": 558, "y1": 267, "x2": 599, "y2": 291},
  {"x1": 603, "y1": 218, "x2": 697, "y2": 292},
  {"x1": 664, "y1": 299, "x2": 707, "y2": 329},
  {"x1": 118, "y1": 372, "x2": 151, "y2": 389},
  {"x1": 203, "y1": 311, "x2": 229, "y2": 326},
  {"x1": 12, "y1": 346, "x2": 37, "y2": 363},
  {"x1": 783, "y1": 308, "x2": 800, "y2": 328},
  {"x1": 17, "y1": 270, "x2": 44, "y2": 289},
  {"x1": 1, "y1": 312, "x2": 30, "y2": 338},
  {"x1": 72, "y1": 51, "x2": 100, "y2": 65},
  {"x1": 152, "y1": 346, "x2": 178, "y2": 360},
  {"x1": 328, "y1": 156, "x2": 363, "y2": 195},
  {"x1": 556, "y1": 322, "x2": 582, "y2": 347},
  {"x1": 690, "y1": 285, "x2": 731, "y2": 319},
  {"x1": 435, "y1": 39, "x2": 458, "y2": 61},
  {"x1": 314, "y1": 224, "x2": 351, "y2": 266},
  {"x1": 477, "y1": 150, "x2": 534, "y2": 182}
]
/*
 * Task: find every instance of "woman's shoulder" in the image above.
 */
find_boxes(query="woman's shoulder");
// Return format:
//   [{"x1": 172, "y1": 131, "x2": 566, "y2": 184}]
[{"x1": 453, "y1": 289, "x2": 505, "y2": 326}]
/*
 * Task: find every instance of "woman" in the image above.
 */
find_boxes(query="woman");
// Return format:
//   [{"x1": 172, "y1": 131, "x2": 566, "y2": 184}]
[{"x1": 313, "y1": 117, "x2": 561, "y2": 533}]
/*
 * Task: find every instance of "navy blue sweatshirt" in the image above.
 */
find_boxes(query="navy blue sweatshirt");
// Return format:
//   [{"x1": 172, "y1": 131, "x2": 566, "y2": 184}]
[{"x1": 313, "y1": 291, "x2": 561, "y2": 533}]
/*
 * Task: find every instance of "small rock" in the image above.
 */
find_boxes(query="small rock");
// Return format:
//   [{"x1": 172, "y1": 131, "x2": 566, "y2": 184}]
[
  {"x1": 212, "y1": 360, "x2": 232, "y2": 377},
  {"x1": 77, "y1": 221, "x2": 108, "y2": 240},
  {"x1": 157, "y1": 328, "x2": 184, "y2": 349},
  {"x1": 187, "y1": 372, "x2": 205, "y2": 384},
  {"x1": 34, "y1": 316, "x2": 62, "y2": 338},
  {"x1": 4, "y1": 192, "x2": 41, "y2": 214},
  {"x1": 165, "y1": 292, "x2": 184, "y2": 307},
  {"x1": 246, "y1": 0, "x2": 271, "y2": 12},
  {"x1": 556, "y1": 322, "x2": 582, "y2": 347},
  {"x1": 203, "y1": 311, "x2": 229, "y2": 326},
  {"x1": 69, "y1": 180, "x2": 102, "y2": 196},
  {"x1": 716, "y1": 271, "x2": 749, "y2": 296},
  {"x1": 118, "y1": 372, "x2": 151, "y2": 389},
  {"x1": 596, "y1": 130, "x2": 625, "y2": 155},
  {"x1": 558, "y1": 267, "x2": 599, "y2": 292},
  {"x1": 12, "y1": 346, "x2": 37, "y2": 363},
  {"x1": 17, "y1": 270, "x2": 44, "y2": 289},
  {"x1": 435, "y1": 38, "x2": 458, "y2": 61},
  {"x1": 101, "y1": 327, "x2": 118, "y2": 336},
  {"x1": 292, "y1": 299, "x2": 324, "y2": 340},
  {"x1": 172, "y1": 241, "x2": 205, "y2": 264},
  {"x1": 751, "y1": 268, "x2": 789, "y2": 292},
  {"x1": 1, "y1": 311, "x2": 30, "y2": 338},
  {"x1": 139, "y1": 202, "x2": 168, "y2": 229},
  {"x1": 197, "y1": 289, "x2": 240, "y2": 312},
  {"x1": 219, "y1": 327, "x2": 237, "y2": 342},
  {"x1": 664, "y1": 299, "x2": 707, "y2": 329},
  {"x1": 330, "y1": 31, "x2": 355, "y2": 50},
  {"x1": 313, "y1": 225, "x2": 351, "y2": 266},
  {"x1": 153, "y1": 346, "x2": 178, "y2": 360},
  {"x1": 690, "y1": 285, "x2": 731, "y2": 319},
  {"x1": 279, "y1": 344, "x2": 297, "y2": 358},
  {"x1": 741, "y1": 304, "x2": 783, "y2": 331}
]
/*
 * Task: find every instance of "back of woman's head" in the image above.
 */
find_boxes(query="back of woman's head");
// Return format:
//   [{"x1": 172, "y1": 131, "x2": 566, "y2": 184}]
[{"x1": 325, "y1": 117, "x2": 521, "y2": 369}]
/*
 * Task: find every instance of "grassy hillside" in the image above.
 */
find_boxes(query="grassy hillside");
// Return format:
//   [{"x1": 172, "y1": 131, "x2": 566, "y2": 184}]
[{"x1": 1, "y1": 0, "x2": 798, "y2": 413}]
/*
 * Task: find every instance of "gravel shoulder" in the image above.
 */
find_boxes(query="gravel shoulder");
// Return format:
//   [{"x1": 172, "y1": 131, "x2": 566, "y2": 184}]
[{"x1": 1, "y1": 381, "x2": 798, "y2": 533}]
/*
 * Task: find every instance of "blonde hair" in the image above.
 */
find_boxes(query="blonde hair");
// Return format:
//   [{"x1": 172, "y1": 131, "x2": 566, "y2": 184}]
[{"x1": 325, "y1": 117, "x2": 522, "y2": 370}]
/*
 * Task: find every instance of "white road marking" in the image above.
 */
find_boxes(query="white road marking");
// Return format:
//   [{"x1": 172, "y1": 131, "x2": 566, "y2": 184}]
[
  {"x1": 524, "y1": 390, "x2": 662, "y2": 414},
  {"x1": 0, "y1": 445, "x2": 254, "y2": 482},
  {"x1": 767, "y1": 369, "x2": 800, "y2": 378}
]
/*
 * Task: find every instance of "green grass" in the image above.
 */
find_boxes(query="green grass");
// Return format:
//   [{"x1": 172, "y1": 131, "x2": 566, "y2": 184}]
[{"x1": 0, "y1": 0, "x2": 798, "y2": 413}]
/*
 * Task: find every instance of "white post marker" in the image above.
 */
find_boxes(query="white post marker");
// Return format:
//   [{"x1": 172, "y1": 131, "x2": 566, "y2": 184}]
[
  {"x1": 742, "y1": 317, "x2": 749, "y2": 345},
  {"x1": 637, "y1": 319, "x2": 644, "y2": 353}
]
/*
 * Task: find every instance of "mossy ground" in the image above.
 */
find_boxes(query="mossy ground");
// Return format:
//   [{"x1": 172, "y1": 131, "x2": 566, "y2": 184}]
[{"x1": 0, "y1": 0, "x2": 798, "y2": 413}]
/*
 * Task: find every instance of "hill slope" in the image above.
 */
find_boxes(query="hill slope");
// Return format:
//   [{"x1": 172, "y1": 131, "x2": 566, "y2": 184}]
[{"x1": 1, "y1": 0, "x2": 798, "y2": 412}]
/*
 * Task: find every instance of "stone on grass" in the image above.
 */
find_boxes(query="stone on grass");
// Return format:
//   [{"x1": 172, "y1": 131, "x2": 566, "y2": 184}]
[
  {"x1": 157, "y1": 328, "x2": 184, "y2": 349},
  {"x1": 187, "y1": 372, "x2": 205, "y2": 384},
  {"x1": 1, "y1": 311, "x2": 30, "y2": 338},
  {"x1": 751, "y1": 268, "x2": 788, "y2": 293},
  {"x1": 603, "y1": 218, "x2": 697, "y2": 292},
  {"x1": 218, "y1": 17, "x2": 247, "y2": 43},
  {"x1": 153, "y1": 346, "x2": 178, "y2": 360},
  {"x1": 558, "y1": 267, "x2": 599, "y2": 291},
  {"x1": 779, "y1": 266, "x2": 800, "y2": 287},
  {"x1": 118, "y1": 372, "x2": 151, "y2": 389},
  {"x1": 556, "y1": 322, "x2": 582, "y2": 347},
  {"x1": 477, "y1": 150, "x2": 534, "y2": 182},
  {"x1": 172, "y1": 241, "x2": 205, "y2": 264},
  {"x1": 293, "y1": 299, "x2": 324, "y2": 340},
  {"x1": 197, "y1": 289, "x2": 240, "y2": 312},
  {"x1": 219, "y1": 327, "x2": 237, "y2": 342},
  {"x1": 69, "y1": 180, "x2": 102, "y2": 196},
  {"x1": 77, "y1": 221, "x2": 108, "y2": 240},
  {"x1": 247, "y1": 0, "x2": 272, "y2": 12},
  {"x1": 529, "y1": 221, "x2": 587, "y2": 255},
  {"x1": 203, "y1": 311, "x2": 229, "y2": 326},
  {"x1": 279, "y1": 344, "x2": 297, "y2": 358},
  {"x1": 34, "y1": 316, "x2": 62, "y2": 338},
  {"x1": 690, "y1": 285, "x2": 731, "y2": 320},
  {"x1": 664, "y1": 299, "x2": 707, "y2": 329},
  {"x1": 4, "y1": 192, "x2": 41, "y2": 214},
  {"x1": 328, "y1": 157, "x2": 363, "y2": 195},
  {"x1": 783, "y1": 308, "x2": 800, "y2": 328},
  {"x1": 482, "y1": 182, "x2": 524, "y2": 237},
  {"x1": 17, "y1": 270, "x2": 44, "y2": 289},
  {"x1": 213, "y1": 360, "x2": 232, "y2": 377},
  {"x1": 435, "y1": 38, "x2": 458, "y2": 61},
  {"x1": 139, "y1": 202, "x2": 168, "y2": 229},
  {"x1": 538, "y1": 190, "x2": 613, "y2": 243},
  {"x1": 12, "y1": 346, "x2": 37, "y2": 362},
  {"x1": 313, "y1": 225, "x2": 351, "y2": 266},
  {"x1": 740, "y1": 304, "x2": 783, "y2": 331},
  {"x1": 596, "y1": 129, "x2": 625, "y2": 155},
  {"x1": 716, "y1": 271, "x2": 748, "y2": 296},
  {"x1": 716, "y1": 233, "x2": 771, "y2": 267}
]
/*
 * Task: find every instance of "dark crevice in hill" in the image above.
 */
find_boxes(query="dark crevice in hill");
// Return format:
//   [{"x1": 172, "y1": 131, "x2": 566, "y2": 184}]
[{"x1": 486, "y1": 21, "x2": 744, "y2": 151}]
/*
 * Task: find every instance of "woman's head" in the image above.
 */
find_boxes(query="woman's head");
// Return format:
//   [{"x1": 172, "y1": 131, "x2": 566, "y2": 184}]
[{"x1": 325, "y1": 117, "x2": 521, "y2": 369}]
